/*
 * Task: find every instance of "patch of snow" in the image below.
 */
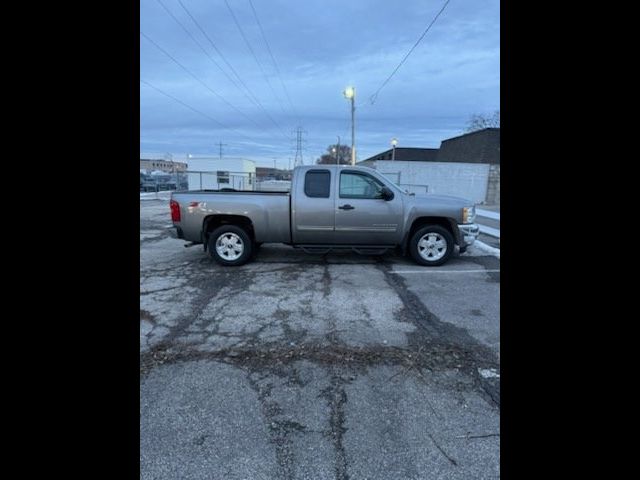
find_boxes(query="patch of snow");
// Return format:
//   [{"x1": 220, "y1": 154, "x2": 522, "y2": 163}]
[
  {"x1": 478, "y1": 368, "x2": 500, "y2": 379},
  {"x1": 476, "y1": 209, "x2": 500, "y2": 220},
  {"x1": 467, "y1": 240, "x2": 500, "y2": 259},
  {"x1": 140, "y1": 191, "x2": 172, "y2": 200},
  {"x1": 479, "y1": 225, "x2": 500, "y2": 238}
]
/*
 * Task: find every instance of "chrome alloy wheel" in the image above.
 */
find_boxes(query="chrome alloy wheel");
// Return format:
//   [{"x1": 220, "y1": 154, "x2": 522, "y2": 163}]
[
  {"x1": 215, "y1": 232, "x2": 244, "y2": 261},
  {"x1": 417, "y1": 232, "x2": 447, "y2": 261}
]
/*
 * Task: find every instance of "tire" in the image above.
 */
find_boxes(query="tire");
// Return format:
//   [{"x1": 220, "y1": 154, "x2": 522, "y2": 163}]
[
  {"x1": 409, "y1": 225, "x2": 455, "y2": 266},
  {"x1": 207, "y1": 225, "x2": 253, "y2": 266}
]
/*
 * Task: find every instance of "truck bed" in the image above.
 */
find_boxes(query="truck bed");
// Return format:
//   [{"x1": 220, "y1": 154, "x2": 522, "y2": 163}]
[{"x1": 171, "y1": 190, "x2": 292, "y2": 244}]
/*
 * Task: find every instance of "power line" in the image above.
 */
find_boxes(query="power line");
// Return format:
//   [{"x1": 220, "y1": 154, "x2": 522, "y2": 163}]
[
  {"x1": 140, "y1": 79, "x2": 260, "y2": 144},
  {"x1": 155, "y1": 3, "x2": 286, "y2": 140},
  {"x1": 247, "y1": 0, "x2": 299, "y2": 123},
  {"x1": 176, "y1": 0, "x2": 289, "y2": 139},
  {"x1": 369, "y1": 0, "x2": 451, "y2": 105},
  {"x1": 223, "y1": 0, "x2": 290, "y2": 119},
  {"x1": 155, "y1": 0, "x2": 287, "y2": 140},
  {"x1": 141, "y1": 31, "x2": 266, "y2": 131},
  {"x1": 153, "y1": 0, "x2": 255, "y2": 110}
]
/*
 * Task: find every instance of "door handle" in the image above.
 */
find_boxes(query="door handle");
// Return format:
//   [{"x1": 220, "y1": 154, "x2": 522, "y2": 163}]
[{"x1": 338, "y1": 204, "x2": 355, "y2": 210}]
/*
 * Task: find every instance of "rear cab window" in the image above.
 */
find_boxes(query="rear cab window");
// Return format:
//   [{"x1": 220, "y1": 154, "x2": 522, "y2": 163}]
[{"x1": 304, "y1": 170, "x2": 331, "y2": 198}]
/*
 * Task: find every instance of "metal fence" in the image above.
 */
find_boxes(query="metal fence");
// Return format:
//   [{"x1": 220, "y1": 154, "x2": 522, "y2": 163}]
[
  {"x1": 186, "y1": 170, "x2": 256, "y2": 191},
  {"x1": 140, "y1": 169, "x2": 424, "y2": 194},
  {"x1": 140, "y1": 171, "x2": 188, "y2": 192},
  {"x1": 140, "y1": 170, "x2": 296, "y2": 193},
  {"x1": 185, "y1": 171, "x2": 293, "y2": 192}
]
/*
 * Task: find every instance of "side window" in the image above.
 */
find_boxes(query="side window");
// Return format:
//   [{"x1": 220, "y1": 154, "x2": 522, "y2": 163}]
[
  {"x1": 304, "y1": 170, "x2": 331, "y2": 198},
  {"x1": 340, "y1": 171, "x2": 384, "y2": 199}
]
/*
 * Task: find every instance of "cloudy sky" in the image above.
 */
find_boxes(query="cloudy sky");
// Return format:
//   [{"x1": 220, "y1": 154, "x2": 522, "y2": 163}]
[{"x1": 140, "y1": 0, "x2": 499, "y2": 168}]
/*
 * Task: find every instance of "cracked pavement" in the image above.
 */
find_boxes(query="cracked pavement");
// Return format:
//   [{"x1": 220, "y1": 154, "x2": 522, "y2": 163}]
[{"x1": 140, "y1": 199, "x2": 500, "y2": 480}]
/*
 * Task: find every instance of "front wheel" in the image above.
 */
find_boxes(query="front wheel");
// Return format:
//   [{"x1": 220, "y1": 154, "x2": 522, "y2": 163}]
[
  {"x1": 208, "y1": 225, "x2": 253, "y2": 266},
  {"x1": 409, "y1": 225, "x2": 454, "y2": 266}
]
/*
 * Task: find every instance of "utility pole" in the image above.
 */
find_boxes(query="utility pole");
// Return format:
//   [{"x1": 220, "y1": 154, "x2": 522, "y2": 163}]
[
  {"x1": 293, "y1": 127, "x2": 306, "y2": 167},
  {"x1": 217, "y1": 141, "x2": 228, "y2": 161}
]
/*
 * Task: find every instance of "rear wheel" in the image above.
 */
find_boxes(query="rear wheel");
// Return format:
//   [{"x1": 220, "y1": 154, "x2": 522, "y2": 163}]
[
  {"x1": 409, "y1": 225, "x2": 454, "y2": 266},
  {"x1": 208, "y1": 225, "x2": 253, "y2": 266}
]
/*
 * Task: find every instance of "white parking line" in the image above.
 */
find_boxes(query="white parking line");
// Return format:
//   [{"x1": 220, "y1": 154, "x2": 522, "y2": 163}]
[{"x1": 392, "y1": 269, "x2": 500, "y2": 274}]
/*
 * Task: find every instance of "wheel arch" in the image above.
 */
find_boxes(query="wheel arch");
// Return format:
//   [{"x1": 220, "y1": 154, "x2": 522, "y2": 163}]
[
  {"x1": 202, "y1": 215, "x2": 255, "y2": 251},
  {"x1": 402, "y1": 216, "x2": 460, "y2": 254}
]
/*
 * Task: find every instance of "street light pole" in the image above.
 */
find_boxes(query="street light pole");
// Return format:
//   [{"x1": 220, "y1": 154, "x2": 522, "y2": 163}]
[
  {"x1": 336, "y1": 135, "x2": 341, "y2": 164},
  {"x1": 343, "y1": 87, "x2": 356, "y2": 165},
  {"x1": 391, "y1": 138, "x2": 398, "y2": 161},
  {"x1": 351, "y1": 97, "x2": 355, "y2": 165}
]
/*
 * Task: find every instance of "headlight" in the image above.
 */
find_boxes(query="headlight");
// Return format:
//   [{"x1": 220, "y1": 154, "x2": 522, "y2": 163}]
[{"x1": 462, "y1": 206, "x2": 476, "y2": 224}]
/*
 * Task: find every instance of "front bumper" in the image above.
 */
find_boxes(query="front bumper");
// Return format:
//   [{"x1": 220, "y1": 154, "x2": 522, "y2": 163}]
[{"x1": 458, "y1": 223, "x2": 479, "y2": 246}]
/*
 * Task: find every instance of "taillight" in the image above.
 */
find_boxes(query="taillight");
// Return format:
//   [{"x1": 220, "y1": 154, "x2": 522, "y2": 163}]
[{"x1": 170, "y1": 199, "x2": 181, "y2": 222}]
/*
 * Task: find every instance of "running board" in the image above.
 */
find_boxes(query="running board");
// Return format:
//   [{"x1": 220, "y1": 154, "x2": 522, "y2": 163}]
[{"x1": 294, "y1": 245, "x2": 395, "y2": 256}]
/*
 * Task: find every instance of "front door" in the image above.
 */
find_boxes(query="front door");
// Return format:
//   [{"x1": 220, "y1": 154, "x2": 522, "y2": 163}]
[{"x1": 333, "y1": 169, "x2": 403, "y2": 245}]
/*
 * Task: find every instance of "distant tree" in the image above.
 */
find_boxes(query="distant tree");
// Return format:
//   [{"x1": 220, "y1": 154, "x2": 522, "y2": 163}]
[
  {"x1": 316, "y1": 144, "x2": 352, "y2": 165},
  {"x1": 465, "y1": 110, "x2": 500, "y2": 132}
]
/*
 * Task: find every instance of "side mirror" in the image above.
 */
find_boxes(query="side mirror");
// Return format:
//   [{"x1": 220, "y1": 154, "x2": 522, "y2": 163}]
[{"x1": 380, "y1": 186, "x2": 394, "y2": 201}]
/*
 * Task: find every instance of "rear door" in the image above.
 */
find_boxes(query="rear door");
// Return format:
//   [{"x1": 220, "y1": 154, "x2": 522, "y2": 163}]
[
  {"x1": 333, "y1": 169, "x2": 404, "y2": 245},
  {"x1": 292, "y1": 168, "x2": 335, "y2": 244}
]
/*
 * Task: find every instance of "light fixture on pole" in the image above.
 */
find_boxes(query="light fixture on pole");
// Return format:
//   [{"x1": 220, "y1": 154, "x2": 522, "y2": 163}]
[
  {"x1": 391, "y1": 138, "x2": 398, "y2": 161},
  {"x1": 343, "y1": 86, "x2": 356, "y2": 165}
]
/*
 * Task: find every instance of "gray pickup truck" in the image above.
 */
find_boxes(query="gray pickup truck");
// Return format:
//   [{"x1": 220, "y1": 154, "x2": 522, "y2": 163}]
[{"x1": 169, "y1": 164, "x2": 479, "y2": 266}]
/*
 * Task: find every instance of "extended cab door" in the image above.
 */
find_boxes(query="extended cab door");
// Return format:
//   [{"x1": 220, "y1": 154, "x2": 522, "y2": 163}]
[
  {"x1": 333, "y1": 169, "x2": 404, "y2": 245},
  {"x1": 292, "y1": 168, "x2": 335, "y2": 244}
]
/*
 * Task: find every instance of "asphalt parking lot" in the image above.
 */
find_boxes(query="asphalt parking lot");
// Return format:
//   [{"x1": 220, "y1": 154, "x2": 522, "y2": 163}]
[{"x1": 140, "y1": 198, "x2": 500, "y2": 480}]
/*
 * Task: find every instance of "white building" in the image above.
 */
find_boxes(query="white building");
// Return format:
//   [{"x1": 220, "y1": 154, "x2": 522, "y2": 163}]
[
  {"x1": 368, "y1": 160, "x2": 490, "y2": 203},
  {"x1": 186, "y1": 157, "x2": 256, "y2": 191},
  {"x1": 359, "y1": 128, "x2": 500, "y2": 205}
]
